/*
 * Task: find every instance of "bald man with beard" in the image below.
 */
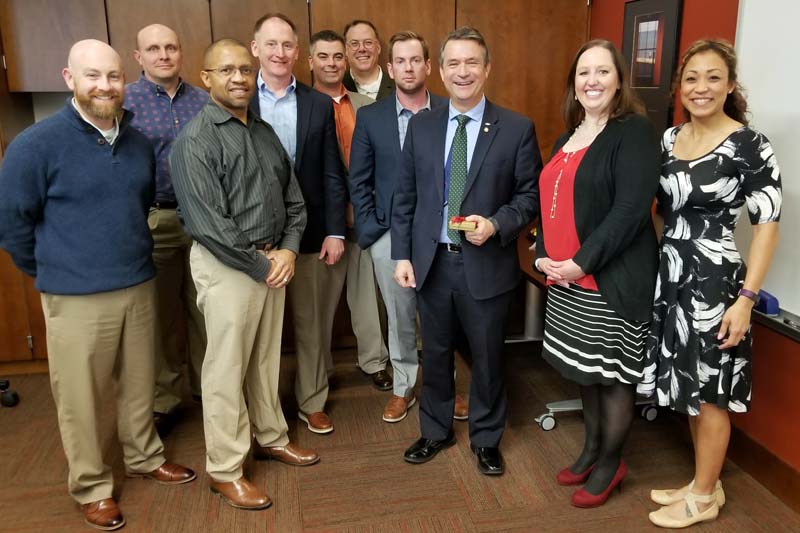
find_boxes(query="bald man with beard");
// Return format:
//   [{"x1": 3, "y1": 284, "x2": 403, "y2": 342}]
[{"x1": 0, "y1": 40, "x2": 195, "y2": 531}]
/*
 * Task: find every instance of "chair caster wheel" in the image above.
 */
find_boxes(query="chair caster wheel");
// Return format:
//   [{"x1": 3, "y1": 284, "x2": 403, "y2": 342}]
[{"x1": 536, "y1": 413, "x2": 556, "y2": 431}]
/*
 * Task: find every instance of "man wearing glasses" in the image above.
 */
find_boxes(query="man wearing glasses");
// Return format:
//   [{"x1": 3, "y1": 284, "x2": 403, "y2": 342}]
[
  {"x1": 250, "y1": 13, "x2": 348, "y2": 436},
  {"x1": 343, "y1": 19, "x2": 395, "y2": 100},
  {"x1": 170, "y1": 38, "x2": 313, "y2": 510}
]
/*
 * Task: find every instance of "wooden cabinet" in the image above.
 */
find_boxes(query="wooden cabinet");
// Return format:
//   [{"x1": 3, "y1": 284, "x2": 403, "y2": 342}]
[
  {"x1": 310, "y1": 0, "x2": 455, "y2": 97},
  {"x1": 105, "y1": 0, "x2": 213, "y2": 88},
  {"x1": 457, "y1": 0, "x2": 589, "y2": 156},
  {"x1": 0, "y1": 0, "x2": 108, "y2": 92},
  {"x1": 210, "y1": 0, "x2": 312, "y2": 86},
  {"x1": 0, "y1": 251, "x2": 48, "y2": 367}
]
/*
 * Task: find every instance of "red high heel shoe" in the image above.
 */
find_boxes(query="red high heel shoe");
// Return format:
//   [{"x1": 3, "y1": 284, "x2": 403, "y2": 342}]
[
  {"x1": 556, "y1": 464, "x2": 595, "y2": 486},
  {"x1": 571, "y1": 460, "x2": 627, "y2": 508}
]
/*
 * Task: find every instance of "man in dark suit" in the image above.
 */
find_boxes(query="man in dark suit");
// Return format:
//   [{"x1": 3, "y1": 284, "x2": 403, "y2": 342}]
[
  {"x1": 392, "y1": 27, "x2": 541, "y2": 475},
  {"x1": 250, "y1": 13, "x2": 348, "y2": 435},
  {"x1": 350, "y1": 31, "x2": 450, "y2": 424},
  {"x1": 343, "y1": 19, "x2": 394, "y2": 100}
]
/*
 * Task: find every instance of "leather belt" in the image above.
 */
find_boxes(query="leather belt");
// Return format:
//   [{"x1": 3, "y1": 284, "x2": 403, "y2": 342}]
[
  {"x1": 254, "y1": 243, "x2": 273, "y2": 252},
  {"x1": 439, "y1": 243, "x2": 462, "y2": 253},
  {"x1": 152, "y1": 201, "x2": 178, "y2": 209}
]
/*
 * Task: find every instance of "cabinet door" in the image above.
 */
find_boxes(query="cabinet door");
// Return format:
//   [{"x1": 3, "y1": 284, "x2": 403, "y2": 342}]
[
  {"x1": 0, "y1": 0, "x2": 108, "y2": 92},
  {"x1": 457, "y1": 0, "x2": 589, "y2": 156},
  {"x1": 0, "y1": 251, "x2": 36, "y2": 362},
  {"x1": 310, "y1": 0, "x2": 455, "y2": 97},
  {"x1": 210, "y1": 0, "x2": 312, "y2": 86},
  {"x1": 105, "y1": 0, "x2": 212, "y2": 89}
]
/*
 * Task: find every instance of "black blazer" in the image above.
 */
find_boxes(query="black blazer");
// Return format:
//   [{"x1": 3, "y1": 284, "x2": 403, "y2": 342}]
[
  {"x1": 392, "y1": 99, "x2": 542, "y2": 300},
  {"x1": 343, "y1": 69, "x2": 395, "y2": 101},
  {"x1": 249, "y1": 81, "x2": 347, "y2": 253},
  {"x1": 349, "y1": 91, "x2": 447, "y2": 249},
  {"x1": 535, "y1": 113, "x2": 660, "y2": 322}
]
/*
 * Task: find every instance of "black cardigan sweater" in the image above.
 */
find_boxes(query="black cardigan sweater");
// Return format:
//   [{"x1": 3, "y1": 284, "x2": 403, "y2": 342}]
[{"x1": 535, "y1": 113, "x2": 660, "y2": 322}]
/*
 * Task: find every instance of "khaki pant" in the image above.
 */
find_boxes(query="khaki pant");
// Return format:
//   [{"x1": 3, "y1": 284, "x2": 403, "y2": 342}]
[
  {"x1": 41, "y1": 280, "x2": 165, "y2": 504},
  {"x1": 148, "y1": 207, "x2": 206, "y2": 413},
  {"x1": 190, "y1": 243, "x2": 289, "y2": 482},
  {"x1": 321, "y1": 240, "x2": 388, "y2": 374}
]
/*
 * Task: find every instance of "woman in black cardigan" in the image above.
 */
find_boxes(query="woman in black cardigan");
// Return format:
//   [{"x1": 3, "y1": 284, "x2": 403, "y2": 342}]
[{"x1": 534, "y1": 39, "x2": 660, "y2": 507}]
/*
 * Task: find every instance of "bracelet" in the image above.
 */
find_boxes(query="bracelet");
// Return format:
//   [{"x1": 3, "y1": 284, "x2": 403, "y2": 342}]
[{"x1": 738, "y1": 288, "x2": 760, "y2": 304}]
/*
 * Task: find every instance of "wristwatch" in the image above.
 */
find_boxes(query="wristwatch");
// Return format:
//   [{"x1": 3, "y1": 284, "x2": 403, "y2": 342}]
[{"x1": 738, "y1": 288, "x2": 760, "y2": 304}]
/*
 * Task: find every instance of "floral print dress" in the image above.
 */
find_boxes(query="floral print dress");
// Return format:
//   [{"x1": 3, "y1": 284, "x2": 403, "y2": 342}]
[{"x1": 638, "y1": 125, "x2": 782, "y2": 415}]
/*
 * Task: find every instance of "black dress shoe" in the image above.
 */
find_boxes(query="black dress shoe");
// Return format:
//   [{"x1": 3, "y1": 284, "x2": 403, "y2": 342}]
[
  {"x1": 471, "y1": 445, "x2": 504, "y2": 475},
  {"x1": 153, "y1": 411, "x2": 176, "y2": 436},
  {"x1": 404, "y1": 433, "x2": 456, "y2": 464},
  {"x1": 370, "y1": 370, "x2": 393, "y2": 391}
]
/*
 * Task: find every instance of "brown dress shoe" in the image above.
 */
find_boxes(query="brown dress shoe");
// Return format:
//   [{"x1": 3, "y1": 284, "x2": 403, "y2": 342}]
[
  {"x1": 82, "y1": 498, "x2": 125, "y2": 531},
  {"x1": 453, "y1": 394, "x2": 468, "y2": 421},
  {"x1": 127, "y1": 462, "x2": 197, "y2": 485},
  {"x1": 382, "y1": 394, "x2": 416, "y2": 423},
  {"x1": 210, "y1": 476, "x2": 272, "y2": 510},
  {"x1": 298, "y1": 411, "x2": 334, "y2": 434},
  {"x1": 370, "y1": 369, "x2": 393, "y2": 391},
  {"x1": 252, "y1": 441, "x2": 320, "y2": 466}
]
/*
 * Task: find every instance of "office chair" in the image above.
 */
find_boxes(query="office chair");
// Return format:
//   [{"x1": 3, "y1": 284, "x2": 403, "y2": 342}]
[{"x1": 0, "y1": 379, "x2": 20, "y2": 407}]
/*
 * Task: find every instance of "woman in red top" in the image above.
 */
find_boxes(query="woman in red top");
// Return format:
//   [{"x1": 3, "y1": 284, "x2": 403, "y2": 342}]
[{"x1": 534, "y1": 40, "x2": 660, "y2": 507}]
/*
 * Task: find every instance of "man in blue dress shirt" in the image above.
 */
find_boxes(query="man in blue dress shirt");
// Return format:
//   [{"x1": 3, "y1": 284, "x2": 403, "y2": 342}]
[{"x1": 124, "y1": 24, "x2": 209, "y2": 429}]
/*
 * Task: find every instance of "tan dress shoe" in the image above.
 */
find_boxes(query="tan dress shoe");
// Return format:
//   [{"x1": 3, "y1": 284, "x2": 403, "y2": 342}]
[
  {"x1": 252, "y1": 441, "x2": 320, "y2": 466},
  {"x1": 298, "y1": 411, "x2": 334, "y2": 434},
  {"x1": 210, "y1": 476, "x2": 272, "y2": 510},
  {"x1": 453, "y1": 394, "x2": 469, "y2": 420},
  {"x1": 383, "y1": 394, "x2": 416, "y2": 423},
  {"x1": 82, "y1": 498, "x2": 125, "y2": 531},
  {"x1": 127, "y1": 462, "x2": 197, "y2": 485}
]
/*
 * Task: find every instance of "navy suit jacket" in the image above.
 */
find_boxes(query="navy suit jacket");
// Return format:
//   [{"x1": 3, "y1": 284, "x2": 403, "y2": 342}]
[
  {"x1": 349, "y1": 91, "x2": 447, "y2": 249},
  {"x1": 249, "y1": 81, "x2": 346, "y2": 254},
  {"x1": 391, "y1": 99, "x2": 542, "y2": 300}
]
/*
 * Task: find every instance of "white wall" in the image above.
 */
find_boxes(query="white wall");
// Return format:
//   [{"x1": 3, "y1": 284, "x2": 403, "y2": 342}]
[{"x1": 735, "y1": 0, "x2": 800, "y2": 314}]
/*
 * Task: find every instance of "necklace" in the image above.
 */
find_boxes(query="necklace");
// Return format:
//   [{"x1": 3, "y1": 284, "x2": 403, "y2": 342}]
[{"x1": 549, "y1": 150, "x2": 577, "y2": 219}]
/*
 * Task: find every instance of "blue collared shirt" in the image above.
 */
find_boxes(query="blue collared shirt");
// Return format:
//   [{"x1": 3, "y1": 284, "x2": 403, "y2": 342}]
[
  {"x1": 257, "y1": 72, "x2": 297, "y2": 163},
  {"x1": 396, "y1": 92, "x2": 432, "y2": 150},
  {"x1": 439, "y1": 96, "x2": 486, "y2": 244},
  {"x1": 124, "y1": 74, "x2": 209, "y2": 203}
]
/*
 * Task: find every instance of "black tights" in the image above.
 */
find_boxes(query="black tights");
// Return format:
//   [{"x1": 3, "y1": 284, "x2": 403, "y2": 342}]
[{"x1": 570, "y1": 382, "x2": 635, "y2": 494}]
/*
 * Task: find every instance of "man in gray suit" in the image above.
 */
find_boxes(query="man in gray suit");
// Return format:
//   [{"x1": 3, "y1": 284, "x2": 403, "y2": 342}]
[{"x1": 308, "y1": 29, "x2": 392, "y2": 391}]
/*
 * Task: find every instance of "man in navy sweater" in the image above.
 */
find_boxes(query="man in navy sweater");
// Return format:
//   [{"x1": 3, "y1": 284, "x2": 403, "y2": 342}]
[{"x1": 0, "y1": 40, "x2": 194, "y2": 531}]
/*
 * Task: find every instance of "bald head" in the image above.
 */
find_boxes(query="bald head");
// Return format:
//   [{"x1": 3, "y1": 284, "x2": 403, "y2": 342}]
[
  {"x1": 136, "y1": 24, "x2": 180, "y2": 50},
  {"x1": 63, "y1": 39, "x2": 125, "y2": 129},
  {"x1": 134, "y1": 24, "x2": 183, "y2": 88},
  {"x1": 67, "y1": 39, "x2": 122, "y2": 72}
]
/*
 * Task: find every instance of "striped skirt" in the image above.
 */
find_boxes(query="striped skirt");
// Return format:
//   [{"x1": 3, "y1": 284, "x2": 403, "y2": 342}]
[{"x1": 542, "y1": 284, "x2": 648, "y2": 386}]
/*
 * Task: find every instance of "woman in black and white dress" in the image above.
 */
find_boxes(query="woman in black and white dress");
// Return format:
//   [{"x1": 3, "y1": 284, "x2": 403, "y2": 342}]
[
  {"x1": 534, "y1": 40, "x2": 660, "y2": 507},
  {"x1": 641, "y1": 39, "x2": 782, "y2": 529}
]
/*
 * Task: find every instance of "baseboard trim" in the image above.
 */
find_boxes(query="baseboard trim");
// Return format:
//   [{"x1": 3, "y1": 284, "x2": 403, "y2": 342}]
[
  {"x1": 0, "y1": 359, "x2": 49, "y2": 375},
  {"x1": 729, "y1": 425, "x2": 800, "y2": 513}
]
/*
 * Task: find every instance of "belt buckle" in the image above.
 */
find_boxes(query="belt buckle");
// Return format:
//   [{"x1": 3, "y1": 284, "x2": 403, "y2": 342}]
[{"x1": 445, "y1": 243, "x2": 461, "y2": 253}]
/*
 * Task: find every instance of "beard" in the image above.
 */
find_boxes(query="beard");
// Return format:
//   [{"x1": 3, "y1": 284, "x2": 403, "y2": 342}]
[{"x1": 74, "y1": 90, "x2": 123, "y2": 121}]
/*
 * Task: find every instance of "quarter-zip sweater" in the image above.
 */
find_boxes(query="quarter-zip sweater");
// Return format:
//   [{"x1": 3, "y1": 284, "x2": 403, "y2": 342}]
[{"x1": 0, "y1": 102, "x2": 156, "y2": 295}]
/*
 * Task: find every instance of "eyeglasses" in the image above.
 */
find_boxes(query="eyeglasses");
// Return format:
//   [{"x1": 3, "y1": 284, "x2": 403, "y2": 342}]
[
  {"x1": 203, "y1": 66, "x2": 256, "y2": 78},
  {"x1": 347, "y1": 39, "x2": 377, "y2": 51}
]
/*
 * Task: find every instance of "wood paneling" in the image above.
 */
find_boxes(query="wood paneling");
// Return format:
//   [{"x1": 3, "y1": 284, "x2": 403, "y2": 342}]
[
  {"x1": 105, "y1": 0, "x2": 212, "y2": 88},
  {"x1": 310, "y1": 0, "x2": 454, "y2": 97},
  {"x1": 0, "y1": 24, "x2": 34, "y2": 162},
  {"x1": 0, "y1": 251, "x2": 33, "y2": 362},
  {"x1": 0, "y1": 0, "x2": 108, "y2": 92},
  {"x1": 457, "y1": 0, "x2": 589, "y2": 156},
  {"x1": 210, "y1": 0, "x2": 312, "y2": 86}
]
